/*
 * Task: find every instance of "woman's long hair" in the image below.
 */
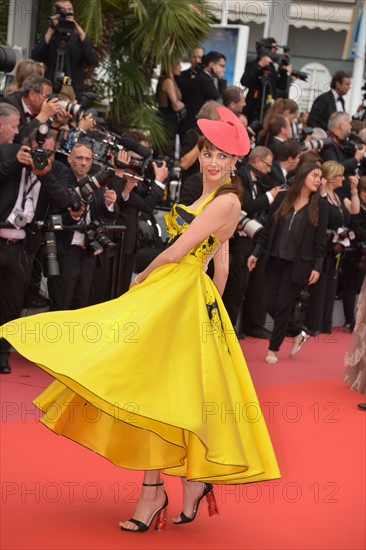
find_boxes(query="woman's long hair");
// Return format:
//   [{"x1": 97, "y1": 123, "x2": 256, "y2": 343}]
[
  {"x1": 259, "y1": 98, "x2": 299, "y2": 139},
  {"x1": 197, "y1": 136, "x2": 243, "y2": 202},
  {"x1": 274, "y1": 162, "x2": 322, "y2": 226}
]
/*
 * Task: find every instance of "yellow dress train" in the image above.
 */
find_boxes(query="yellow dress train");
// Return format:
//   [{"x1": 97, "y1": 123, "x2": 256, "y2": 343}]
[{"x1": 0, "y1": 193, "x2": 280, "y2": 484}]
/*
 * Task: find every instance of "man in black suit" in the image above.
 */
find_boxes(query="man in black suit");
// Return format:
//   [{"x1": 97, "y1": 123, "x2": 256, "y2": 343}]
[
  {"x1": 183, "y1": 51, "x2": 226, "y2": 134},
  {"x1": 308, "y1": 71, "x2": 352, "y2": 131},
  {"x1": 31, "y1": 1, "x2": 97, "y2": 100},
  {"x1": 1, "y1": 74, "x2": 63, "y2": 143},
  {"x1": 175, "y1": 46, "x2": 205, "y2": 104},
  {"x1": 270, "y1": 140, "x2": 301, "y2": 187},
  {"x1": 47, "y1": 143, "x2": 119, "y2": 310},
  {"x1": 0, "y1": 131, "x2": 70, "y2": 373},
  {"x1": 266, "y1": 114, "x2": 292, "y2": 156}
]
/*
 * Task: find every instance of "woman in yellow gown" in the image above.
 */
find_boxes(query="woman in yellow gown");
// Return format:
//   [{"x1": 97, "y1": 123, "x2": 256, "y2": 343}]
[{"x1": 0, "y1": 107, "x2": 280, "y2": 532}]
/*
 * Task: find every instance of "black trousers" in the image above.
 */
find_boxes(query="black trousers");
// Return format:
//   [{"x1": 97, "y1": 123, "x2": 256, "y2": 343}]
[
  {"x1": 47, "y1": 246, "x2": 96, "y2": 310},
  {"x1": 222, "y1": 236, "x2": 249, "y2": 326},
  {"x1": 0, "y1": 240, "x2": 34, "y2": 361},
  {"x1": 265, "y1": 257, "x2": 302, "y2": 352},
  {"x1": 305, "y1": 251, "x2": 337, "y2": 334}
]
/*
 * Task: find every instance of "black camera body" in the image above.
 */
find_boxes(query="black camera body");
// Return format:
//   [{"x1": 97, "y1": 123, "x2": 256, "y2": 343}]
[
  {"x1": 51, "y1": 5, "x2": 75, "y2": 33},
  {"x1": 255, "y1": 41, "x2": 290, "y2": 66},
  {"x1": 85, "y1": 220, "x2": 117, "y2": 257},
  {"x1": 30, "y1": 123, "x2": 51, "y2": 171},
  {"x1": 69, "y1": 167, "x2": 114, "y2": 211}
]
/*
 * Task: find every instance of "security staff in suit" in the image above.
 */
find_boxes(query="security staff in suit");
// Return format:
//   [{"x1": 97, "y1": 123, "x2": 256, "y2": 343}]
[
  {"x1": 247, "y1": 163, "x2": 328, "y2": 364},
  {"x1": 175, "y1": 46, "x2": 205, "y2": 105},
  {"x1": 0, "y1": 131, "x2": 70, "y2": 373},
  {"x1": 47, "y1": 143, "x2": 119, "y2": 310},
  {"x1": 307, "y1": 71, "x2": 351, "y2": 132},
  {"x1": 183, "y1": 51, "x2": 226, "y2": 135}
]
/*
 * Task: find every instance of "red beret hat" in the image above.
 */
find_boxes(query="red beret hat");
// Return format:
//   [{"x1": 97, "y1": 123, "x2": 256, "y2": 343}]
[{"x1": 197, "y1": 106, "x2": 250, "y2": 156}]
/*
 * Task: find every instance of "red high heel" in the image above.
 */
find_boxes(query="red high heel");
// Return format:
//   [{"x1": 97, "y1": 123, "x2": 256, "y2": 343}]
[
  {"x1": 173, "y1": 483, "x2": 219, "y2": 524},
  {"x1": 119, "y1": 482, "x2": 168, "y2": 533}
]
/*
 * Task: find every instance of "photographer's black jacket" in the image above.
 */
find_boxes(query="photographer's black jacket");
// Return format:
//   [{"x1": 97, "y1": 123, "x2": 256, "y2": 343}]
[
  {"x1": 1, "y1": 93, "x2": 41, "y2": 144},
  {"x1": 321, "y1": 132, "x2": 360, "y2": 198},
  {"x1": 0, "y1": 143, "x2": 71, "y2": 251},
  {"x1": 54, "y1": 169, "x2": 120, "y2": 249},
  {"x1": 240, "y1": 60, "x2": 289, "y2": 123},
  {"x1": 31, "y1": 31, "x2": 97, "y2": 98},
  {"x1": 113, "y1": 178, "x2": 165, "y2": 255}
]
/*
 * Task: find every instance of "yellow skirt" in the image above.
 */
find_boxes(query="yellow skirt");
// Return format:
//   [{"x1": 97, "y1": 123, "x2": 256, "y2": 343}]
[{"x1": 1, "y1": 259, "x2": 280, "y2": 483}]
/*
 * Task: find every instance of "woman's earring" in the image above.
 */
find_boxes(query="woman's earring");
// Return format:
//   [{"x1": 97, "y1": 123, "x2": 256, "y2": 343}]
[
  {"x1": 200, "y1": 166, "x2": 203, "y2": 173},
  {"x1": 231, "y1": 170, "x2": 236, "y2": 177}
]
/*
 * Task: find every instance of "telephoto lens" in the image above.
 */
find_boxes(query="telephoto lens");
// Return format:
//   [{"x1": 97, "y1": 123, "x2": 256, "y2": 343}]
[{"x1": 43, "y1": 231, "x2": 60, "y2": 277}]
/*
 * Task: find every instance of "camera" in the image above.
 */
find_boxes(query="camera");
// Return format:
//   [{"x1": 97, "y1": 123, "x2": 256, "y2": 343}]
[
  {"x1": 7, "y1": 208, "x2": 27, "y2": 229},
  {"x1": 255, "y1": 41, "x2": 290, "y2": 66},
  {"x1": 239, "y1": 211, "x2": 263, "y2": 240},
  {"x1": 30, "y1": 123, "x2": 51, "y2": 170},
  {"x1": 85, "y1": 220, "x2": 117, "y2": 257},
  {"x1": 0, "y1": 45, "x2": 17, "y2": 73},
  {"x1": 47, "y1": 94, "x2": 83, "y2": 119},
  {"x1": 291, "y1": 70, "x2": 309, "y2": 82},
  {"x1": 299, "y1": 130, "x2": 334, "y2": 153},
  {"x1": 50, "y1": 4, "x2": 75, "y2": 33},
  {"x1": 69, "y1": 167, "x2": 115, "y2": 211}
]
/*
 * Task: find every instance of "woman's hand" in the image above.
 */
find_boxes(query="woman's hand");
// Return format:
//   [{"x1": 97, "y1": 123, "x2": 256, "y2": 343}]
[{"x1": 308, "y1": 270, "x2": 320, "y2": 285}]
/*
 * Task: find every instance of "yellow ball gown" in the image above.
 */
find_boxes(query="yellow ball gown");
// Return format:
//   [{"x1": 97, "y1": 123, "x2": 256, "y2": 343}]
[{"x1": 1, "y1": 192, "x2": 280, "y2": 484}]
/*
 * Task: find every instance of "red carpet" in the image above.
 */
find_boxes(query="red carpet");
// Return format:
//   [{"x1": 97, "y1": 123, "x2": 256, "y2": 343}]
[{"x1": 1, "y1": 332, "x2": 365, "y2": 550}]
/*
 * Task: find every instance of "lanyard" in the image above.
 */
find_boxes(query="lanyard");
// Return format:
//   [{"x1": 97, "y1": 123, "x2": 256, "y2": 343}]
[{"x1": 21, "y1": 170, "x2": 38, "y2": 210}]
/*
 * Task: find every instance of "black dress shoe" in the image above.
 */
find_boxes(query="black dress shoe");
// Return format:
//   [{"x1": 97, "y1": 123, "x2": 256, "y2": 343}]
[
  {"x1": 0, "y1": 359, "x2": 11, "y2": 374},
  {"x1": 244, "y1": 325, "x2": 272, "y2": 339},
  {"x1": 357, "y1": 403, "x2": 366, "y2": 411}
]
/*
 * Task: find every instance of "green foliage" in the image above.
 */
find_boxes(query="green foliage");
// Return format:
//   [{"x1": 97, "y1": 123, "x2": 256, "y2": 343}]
[
  {"x1": 0, "y1": 0, "x2": 10, "y2": 44},
  {"x1": 30, "y1": 0, "x2": 214, "y2": 148}
]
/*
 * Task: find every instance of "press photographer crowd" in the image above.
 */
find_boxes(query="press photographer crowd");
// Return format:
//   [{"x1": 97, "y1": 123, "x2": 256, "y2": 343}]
[{"x1": 0, "y1": 3, "x2": 365, "y2": 374}]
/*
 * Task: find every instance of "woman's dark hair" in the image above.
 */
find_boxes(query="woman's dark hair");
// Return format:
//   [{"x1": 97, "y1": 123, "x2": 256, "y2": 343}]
[
  {"x1": 197, "y1": 136, "x2": 243, "y2": 202},
  {"x1": 274, "y1": 163, "x2": 322, "y2": 226}
]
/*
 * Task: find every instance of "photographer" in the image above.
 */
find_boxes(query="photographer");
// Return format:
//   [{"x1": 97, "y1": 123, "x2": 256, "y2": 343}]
[
  {"x1": 1, "y1": 74, "x2": 64, "y2": 143},
  {"x1": 0, "y1": 129, "x2": 70, "y2": 373},
  {"x1": 321, "y1": 112, "x2": 366, "y2": 197},
  {"x1": 227, "y1": 147, "x2": 284, "y2": 337},
  {"x1": 31, "y1": 1, "x2": 97, "y2": 100},
  {"x1": 240, "y1": 37, "x2": 292, "y2": 124},
  {"x1": 47, "y1": 142, "x2": 118, "y2": 311},
  {"x1": 112, "y1": 137, "x2": 168, "y2": 294}
]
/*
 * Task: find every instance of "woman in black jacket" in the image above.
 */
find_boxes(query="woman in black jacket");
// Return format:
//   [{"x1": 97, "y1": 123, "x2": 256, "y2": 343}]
[{"x1": 247, "y1": 163, "x2": 328, "y2": 363}]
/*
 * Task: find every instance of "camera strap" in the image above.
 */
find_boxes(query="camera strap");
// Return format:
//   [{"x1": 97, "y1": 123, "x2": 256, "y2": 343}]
[{"x1": 21, "y1": 170, "x2": 39, "y2": 210}]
